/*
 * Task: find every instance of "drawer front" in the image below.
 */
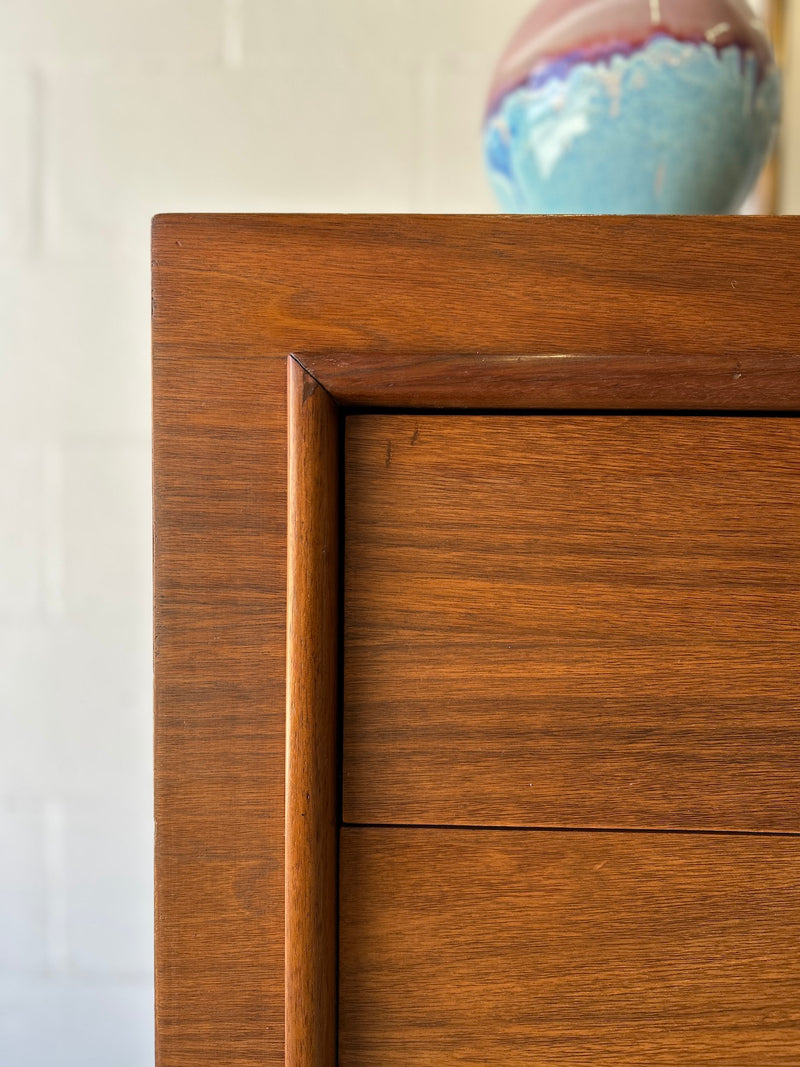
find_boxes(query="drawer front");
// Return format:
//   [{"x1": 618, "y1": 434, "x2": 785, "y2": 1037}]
[
  {"x1": 344, "y1": 415, "x2": 800, "y2": 832},
  {"x1": 339, "y1": 827, "x2": 800, "y2": 1066}
]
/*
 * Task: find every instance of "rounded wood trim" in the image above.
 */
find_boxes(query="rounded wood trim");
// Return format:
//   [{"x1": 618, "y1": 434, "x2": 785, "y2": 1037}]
[{"x1": 285, "y1": 357, "x2": 339, "y2": 1067}]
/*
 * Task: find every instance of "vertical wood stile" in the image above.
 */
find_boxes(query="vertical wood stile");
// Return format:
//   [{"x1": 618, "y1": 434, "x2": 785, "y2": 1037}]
[{"x1": 286, "y1": 357, "x2": 339, "y2": 1067}]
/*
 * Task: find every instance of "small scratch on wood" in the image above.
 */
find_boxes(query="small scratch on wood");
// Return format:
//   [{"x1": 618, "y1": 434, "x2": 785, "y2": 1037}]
[
  {"x1": 411, "y1": 426, "x2": 420, "y2": 445},
  {"x1": 593, "y1": 861, "x2": 607, "y2": 872},
  {"x1": 733, "y1": 361, "x2": 743, "y2": 381},
  {"x1": 385, "y1": 440, "x2": 392, "y2": 468},
  {"x1": 302, "y1": 375, "x2": 318, "y2": 404}
]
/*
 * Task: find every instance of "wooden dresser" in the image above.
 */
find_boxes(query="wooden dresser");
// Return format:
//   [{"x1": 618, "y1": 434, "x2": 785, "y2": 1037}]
[{"x1": 153, "y1": 215, "x2": 800, "y2": 1066}]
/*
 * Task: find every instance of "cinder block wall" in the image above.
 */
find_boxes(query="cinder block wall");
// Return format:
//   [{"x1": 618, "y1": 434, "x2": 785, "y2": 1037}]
[
  {"x1": 1, "y1": 2, "x2": 796, "y2": 1063},
  {"x1": 0, "y1": 2, "x2": 528, "y2": 1063}
]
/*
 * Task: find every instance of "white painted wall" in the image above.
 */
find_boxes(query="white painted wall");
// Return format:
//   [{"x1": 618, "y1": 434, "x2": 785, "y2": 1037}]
[
  {"x1": 0, "y1": 1, "x2": 529, "y2": 1063},
  {"x1": 0, "y1": 2, "x2": 796, "y2": 1063}
]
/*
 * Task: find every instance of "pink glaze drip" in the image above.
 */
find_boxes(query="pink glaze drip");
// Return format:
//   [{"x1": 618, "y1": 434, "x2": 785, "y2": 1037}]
[{"x1": 487, "y1": 0, "x2": 774, "y2": 114}]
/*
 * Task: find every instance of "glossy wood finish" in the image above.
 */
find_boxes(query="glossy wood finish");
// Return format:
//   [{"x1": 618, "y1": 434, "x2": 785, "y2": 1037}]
[
  {"x1": 152, "y1": 215, "x2": 800, "y2": 1066},
  {"x1": 339, "y1": 827, "x2": 800, "y2": 1066},
  {"x1": 154, "y1": 215, "x2": 800, "y2": 411},
  {"x1": 285, "y1": 358, "x2": 339, "y2": 1067},
  {"x1": 152, "y1": 345, "x2": 288, "y2": 1066},
  {"x1": 344, "y1": 415, "x2": 800, "y2": 832}
]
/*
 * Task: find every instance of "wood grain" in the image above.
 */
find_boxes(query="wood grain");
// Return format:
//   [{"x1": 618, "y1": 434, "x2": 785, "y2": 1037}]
[
  {"x1": 344, "y1": 415, "x2": 800, "y2": 832},
  {"x1": 153, "y1": 344, "x2": 288, "y2": 1066},
  {"x1": 339, "y1": 827, "x2": 800, "y2": 1065},
  {"x1": 153, "y1": 214, "x2": 800, "y2": 410},
  {"x1": 152, "y1": 215, "x2": 800, "y2": 1065},
  {"x1": 285, "y1": 358, "x2": 339, "y2": 1067}
]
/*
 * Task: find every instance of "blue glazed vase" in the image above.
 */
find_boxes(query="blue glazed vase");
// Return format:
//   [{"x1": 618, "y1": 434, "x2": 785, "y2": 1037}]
[{"x1": 484, "y1": 0, "x2": 781, "y2": 214}]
